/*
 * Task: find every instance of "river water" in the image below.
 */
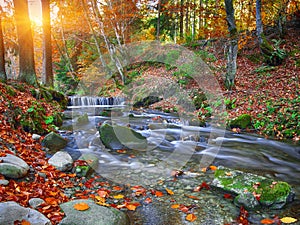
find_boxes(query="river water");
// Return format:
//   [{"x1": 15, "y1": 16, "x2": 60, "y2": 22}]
[{"x1": 61, "y1": 98, "x2": 300, "y2": 224}]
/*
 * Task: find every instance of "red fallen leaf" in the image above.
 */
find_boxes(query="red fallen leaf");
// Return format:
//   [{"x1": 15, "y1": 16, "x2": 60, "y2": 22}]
[
  {"x1": 179, "y1": 205, "x2": 190, "y2": 213},
  {"x1": 155, "y1": 190, "x2": 164, "y2": 197},
  {"x1": 97, "y1": 190, "x2": 109, "y2": 198},
  {"x1": 144, "y1": 197, "x2": 152, "y2": 204},
  {"x1": 260, "y1": 218, "x2": 275, "y2": 224},
  {"x1": 194, "y1": 182, "x2": 210, "y2": 191},
  {"x1": 223, "y1": 193, "x2": 233, "y2": 199},
  {"x1": 113, "y1": 186, "x2": 123, "y2": 191}
]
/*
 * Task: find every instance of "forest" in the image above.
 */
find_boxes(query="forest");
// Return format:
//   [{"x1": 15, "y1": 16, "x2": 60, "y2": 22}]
[{"x1": 0, "y1": 0, "x2": 299, "y2": 224}]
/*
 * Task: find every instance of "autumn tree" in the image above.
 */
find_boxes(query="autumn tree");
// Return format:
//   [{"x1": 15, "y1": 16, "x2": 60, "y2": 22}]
[
  {"x1": 41, "y1": 0, "x2": 53, "y2": 87},
  {"x1": 224, "y1": 0, "x2": 238, "y2": 89},
  {"x1": 13, "y1": 0, "x2": 38, "y2": 86},
  {"x1": 0, "y1": 6, "x2": 6, "y2": 82}
]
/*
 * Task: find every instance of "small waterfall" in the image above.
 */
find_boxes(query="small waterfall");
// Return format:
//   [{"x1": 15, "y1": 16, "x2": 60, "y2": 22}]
[{"x1": 68, "y1": 96, "x2": 125, "y2": 107}]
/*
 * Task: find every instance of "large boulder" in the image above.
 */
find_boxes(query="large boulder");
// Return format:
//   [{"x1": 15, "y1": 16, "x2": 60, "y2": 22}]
[
  {"x1": 99, "y1": 121, "x2": 147, "y2": 150},
  {"x1": 0, "y1": 201, "x2": 51, "y2": 225},
  {"x1": 42, "y1": 132, "x2": 68, "y2": 152},
  {"x1": 59, "y1": 199, "x2": 130, "y2": 225},
  {"x1": 230, "y1": 114, "x2": 252, "y2": 129},
  {"x1": 0, "y1": 154, "x2": 29, "y2": 178},
  {"x1": 211, "y1": 166, "x2": 295, "y2": 210},
  {"x1": 48, "y1": 151, "x2": 73, "y2": 171}
]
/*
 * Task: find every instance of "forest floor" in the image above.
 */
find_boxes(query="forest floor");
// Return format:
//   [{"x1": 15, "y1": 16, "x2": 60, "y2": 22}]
[{"x1": 123, "y1": 25, "x2": 300, "y2": 143}]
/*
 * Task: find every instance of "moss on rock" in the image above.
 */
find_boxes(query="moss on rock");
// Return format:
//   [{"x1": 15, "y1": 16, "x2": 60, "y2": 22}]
[{"x1": 230, "y1": 114, "x2": 252, "y2": 129}]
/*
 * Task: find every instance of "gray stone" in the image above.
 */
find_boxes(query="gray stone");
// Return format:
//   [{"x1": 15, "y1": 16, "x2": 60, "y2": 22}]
[
  {"x1": 48, "y1": 151, "x2": 73, "y2": 171},
  {"x1": 0, "y1": 179, "x2": 9, "y2": 185},
  {"x1": 99, "y1": 121, "x2": 147, "y2": 150},
  {"x1": 73, "y1": 153, "x2": 99, "y2": 177},
  {"x1": 0, "y1": 201, "x2": 51, "y2": 225},
  {"x1": 0, "y1": 154, "x2": 29, "y2": 178},
  {"x1": 212, "y1": 166, "x2": 294, "y2": 209},
  {"x1": 59, "y1": 199, "x2": 130, "y2": 225},
  {"x1": 32, "y1": 134, "x2": 41, "y2": 141},
  {"x1": 234, "y1": 192, "x2": 260, "y2": 210},
  {"x1": 42, "y1": 132, "x2": 68, "y2": 152},
  {"x1": 29, "y1": 198, "x2": 45, "y2": 209}
]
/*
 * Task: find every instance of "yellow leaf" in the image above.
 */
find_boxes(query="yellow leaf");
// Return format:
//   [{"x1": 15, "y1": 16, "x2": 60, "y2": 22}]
[
  {"x1": 73, "y1": 202, "x2": 90, "y2": 211},
  {"x1": 280, "y1": 217, "x2": 298, "y2": 224},
  {"x1": 165, "y1": 188, "x2": 174, "y2": 195},
  {"x1": 126, "y1": 204, "x2": 137, "y2": 211},
  {"x1": 113, "y1": 194, "x2": 124, "y2": 199},
  {"x1": 186, "y1": 213, "x2": 197, "y2": 222}
]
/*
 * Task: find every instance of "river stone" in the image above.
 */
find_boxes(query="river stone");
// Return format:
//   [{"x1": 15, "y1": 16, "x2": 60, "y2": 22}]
[
  {"x1": 59, "y1": 199, "x2": 130, "y2": 225},
  {"x1": 29, "y1": 198, "x2": 45, "y2": 209},
  {"x1": 48, "y1": 151, "x2": 73, "y2": 171},
  {"x1": 230, "y1": 114, "x2": 252, "y2": 129},
  {"x1": 234, "y1": 192, "x2": 260, "y2": 210},
  {"x1": 42, "y1": 132, "x2": 68, "y2": 152},
  {"x1": 0, "y1": 201, "x2": 51, "y2": 225},
  {"x1": 99, "y1": 121, "x2": 147, "y2": 150},
  {"x1": 212, "y1": 166, "x2": 295, "y2": 209},
  {"x1": 73, "y1": 153, "x2": 99, "y2": 177},
  {"x1": 0, "y1": 154, "x2": 29, "y2": 178}
]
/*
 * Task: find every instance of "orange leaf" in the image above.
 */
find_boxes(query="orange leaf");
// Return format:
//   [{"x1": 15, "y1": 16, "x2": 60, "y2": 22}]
[
  {"x1": 209, "y1": 165, "x2": 217, "y2": 171},
  {"x1": 97, "y1": 190, "x2": 109, "y2": 198},
  {"x1": 165, "y1": 188, "x2": 174, "y2": 195},
  {"x1": 73, "y1": 202, "x2": 90, "y2": 211},
  {"x1": 21, "y1": 220, "x2": 31, "y2": 225},
  {"x1": 185, "y1": 194, "x2": 200, "y2": 200},
  {"x1": 144, "y1": 197, "x2": 152, "y2": 204},
  {"x1": 171, "y1": 204, "x2": 180, "y2": 209},
  {"x1": 126, "y1": 204, "x2": 137, "y2": 211},
  {"x1": 260, "y1": 218, "x2": 275, "y2": 224},
  {"x1": 155, "y1": 191, "x2": 164, "y2": 197},
  {"x1": 113, "y1": 186, "x2": 123, "y2": 191},
  {"x1": 186, "y1": 213, "x2": 197, "y2": 222}
]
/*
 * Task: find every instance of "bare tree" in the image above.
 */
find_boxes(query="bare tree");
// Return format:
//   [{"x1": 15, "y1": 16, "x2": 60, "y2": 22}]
[{"x1": 0, "y1": 6, "x2": 6, "y2": 82}]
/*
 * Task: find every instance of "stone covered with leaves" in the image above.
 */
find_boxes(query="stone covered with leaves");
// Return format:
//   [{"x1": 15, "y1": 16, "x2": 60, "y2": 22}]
[{"x1": 212, "y1": 166, "x2": 294, "y2": 210}]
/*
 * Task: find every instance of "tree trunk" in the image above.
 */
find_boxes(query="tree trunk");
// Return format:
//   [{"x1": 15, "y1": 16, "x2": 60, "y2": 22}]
[
  {"x1": 255, "y1": 0, "x2": 263, "y2": 45},
  {"x1": 224, "y1": 0, "x2": 238, "y2": 90},
  {"x1": 179, "y1": 0, "x2": 184, "y2": 38},
  {"x1": 0, "y1": 7, "x2": 6, "y2": 82},
  {"x1": 156, "y1": 0, "x2": 161, "y2": 40},
  {"x1": 13, "y1": 0, "x2": 38, "y2": 86},
  {"x1": 41, "y1": 0, "x2": 53, "y2": 87}
]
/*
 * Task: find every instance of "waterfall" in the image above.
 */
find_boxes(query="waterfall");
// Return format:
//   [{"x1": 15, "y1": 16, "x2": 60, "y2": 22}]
[{"x1": 68, "y1": 96, "x2": 125, "y2": 107}]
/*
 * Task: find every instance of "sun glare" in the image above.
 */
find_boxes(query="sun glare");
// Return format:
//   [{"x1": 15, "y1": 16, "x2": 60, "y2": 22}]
[{"x1": 30, "y1": 16, "x2": 43, "y2": 27}]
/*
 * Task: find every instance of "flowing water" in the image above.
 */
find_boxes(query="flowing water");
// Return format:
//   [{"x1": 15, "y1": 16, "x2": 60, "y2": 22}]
[{"x1": 62, "y1": 96, "x2": 300, "y2": 224}]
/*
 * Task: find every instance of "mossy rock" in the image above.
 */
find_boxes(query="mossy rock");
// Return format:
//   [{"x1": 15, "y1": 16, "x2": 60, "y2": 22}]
[
  {"x1": 230, "y1": 114, "x2": 252, "y2": 129},
  {"x1": 99, "y1": 121, "x2": 147, "y2": 150},
  {"x1": 212, "y1": 166, "x2": 295, "y2": 209},
  {"x1": 76, "y1": 113, "x2": 89, "y2": 125}
]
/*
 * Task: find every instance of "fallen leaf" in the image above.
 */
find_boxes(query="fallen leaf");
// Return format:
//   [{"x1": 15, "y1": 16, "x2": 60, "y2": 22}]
[
  {"x1": 165, "y1": 188, "x2": 174, "y2": 195},
  {"x1": 155, "y1": 190, "x2": 164, "y2": 197},
  {"x1": 126, "y1": 203, "x2": 137, "y2": 211},
  {"x1": 209, "y1": 165, "x2": 217, "y2": 171},
  {"x1": 144, "y1": 197, "x2": 152, "y2": 204},
  {"x1": 186, "y1": 213, "x2": 197, "y2": 222},
  {"x1": 171, "y1": 204, "x2": 180, "y2": 209},
  {"x1": 113, "y1": 194, "x2": 124, "y2": 199},
  {"x1": 185, "y1": 194, "x2": 200, "y2": 200},
  {"x1": 260, "y1": 218, "x2": 274, "y2": 224},
  {"x1": 73, "y1": 202, "x2": 90, "y2": 211},
  {"x1": 280, "y1": 217, "x2": 298, "y2": 224},
  {"x1": 21, "y1": 220, "x2": 31, "y2": 225},
  {"x1": 223, "y1": 193, "x2": 233, "y2": 199},
  {"x1": 113, "y1": 186, "x2": 123, "y2": 191}
]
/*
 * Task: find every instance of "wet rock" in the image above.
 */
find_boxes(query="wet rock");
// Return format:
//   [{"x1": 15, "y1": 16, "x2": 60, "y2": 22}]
[
  {"x1": 42, "y1": 132, "x2": 68, "y2": 152},
  {"x1": 234, "y1": 192, "x2": 260, "y2": 210},
  {"x1": 0, "y1": 201, "x2": 51, "y2": 225},
  {"x1": 59, "y1": 199, "x2": 130, "y2": 225},
  {"x1": 0, "y1": 154, "x2": 29, "y2": 178},
  {"x1": 73, "y1": 153, "x2": 99, "y2": 177},
  {"x1": 48, "y1": 151, "x2": 73, "y2": 171},
  {"x1": 0, "y1": 179, "x2": 9, "y2": 185},
  {"x1": 99, "y1": 121, "x2": 147, "y2": 150},
  {"x1": 212, "y1": 166, "x2": 294, "y2": 210},
  {"x1": 29, "y1": 198, "x2": 45, "y2": 209},
  {"x1": 32, "y1": 134, "x2": 41, "y2": 141},
  {"x1": 76, "y1": 113, "x2": 89, "y2": 125}
]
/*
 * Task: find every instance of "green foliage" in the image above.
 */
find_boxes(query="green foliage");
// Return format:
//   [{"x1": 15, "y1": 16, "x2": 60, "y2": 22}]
[
  {"x1": 54, "y1": 59, "x2": 79, "y2": 95},
  {"x1": 253, "y1": 97, "x2": 300, "y2": 140},
  {"x1": 195, "y1": 50, "x2": 217, "y2": 63}
]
